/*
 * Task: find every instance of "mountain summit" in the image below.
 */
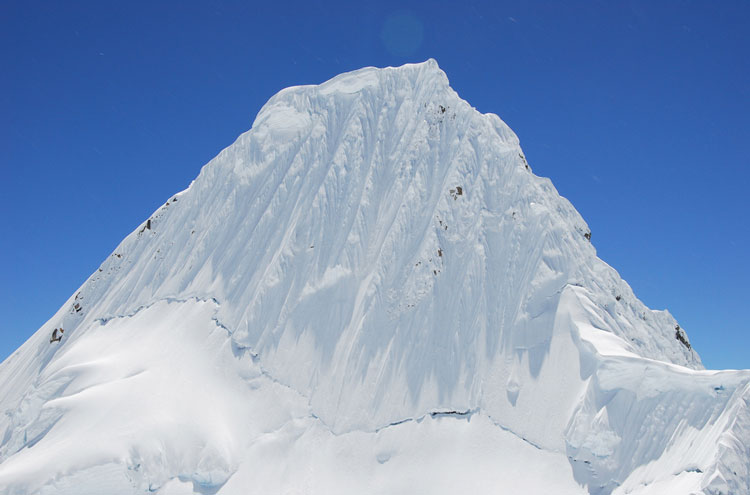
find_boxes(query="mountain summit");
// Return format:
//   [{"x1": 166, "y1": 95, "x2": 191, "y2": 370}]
[{"x1": 1, "y1": 60, "x2": 748, "y2": 495}]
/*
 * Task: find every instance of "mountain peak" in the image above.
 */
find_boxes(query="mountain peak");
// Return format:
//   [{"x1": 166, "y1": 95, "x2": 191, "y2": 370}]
[{"x1": 1, "y1": 62, "x2": 747, "y2": 495}]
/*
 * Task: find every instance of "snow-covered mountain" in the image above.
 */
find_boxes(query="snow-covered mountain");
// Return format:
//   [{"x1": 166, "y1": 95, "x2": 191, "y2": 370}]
[{"x1": 1, "y1": 60, "x2": 748, "y2": 495}]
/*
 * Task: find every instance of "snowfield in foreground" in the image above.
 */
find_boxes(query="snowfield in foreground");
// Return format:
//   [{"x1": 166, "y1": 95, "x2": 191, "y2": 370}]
[{"x1": 1, "y1": 60, "x2": 748, "y2": 494}]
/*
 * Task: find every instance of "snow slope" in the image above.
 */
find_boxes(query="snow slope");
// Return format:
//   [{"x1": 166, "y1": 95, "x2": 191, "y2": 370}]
[{"x1": 1, "y1": 60, "x2": 748, "y2": 494}]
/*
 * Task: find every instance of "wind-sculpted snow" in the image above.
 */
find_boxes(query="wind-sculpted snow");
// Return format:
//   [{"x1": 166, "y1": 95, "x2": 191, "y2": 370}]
[{"x1": 1, "y1": 60, "x2": 748, "y2": 494}]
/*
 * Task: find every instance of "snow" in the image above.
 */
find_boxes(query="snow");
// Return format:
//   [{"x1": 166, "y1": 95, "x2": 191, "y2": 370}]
[{"x1": 1, "y1": 60, "x2": 748, "y2": 494}]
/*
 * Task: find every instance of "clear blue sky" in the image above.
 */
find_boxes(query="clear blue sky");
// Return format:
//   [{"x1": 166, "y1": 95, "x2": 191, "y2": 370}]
[{"x1": 1, "y1": 1, "x2": 748, "y2": 369}]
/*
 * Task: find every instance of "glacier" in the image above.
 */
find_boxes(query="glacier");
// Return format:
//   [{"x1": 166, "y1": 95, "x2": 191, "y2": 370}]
[{"x1": 0, "y1": 59, "x2": 748, "y2": 495}]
